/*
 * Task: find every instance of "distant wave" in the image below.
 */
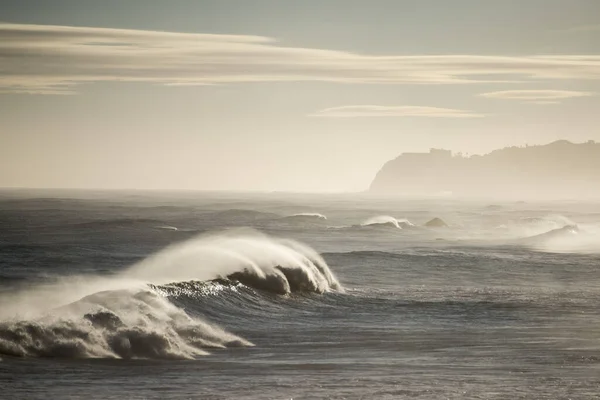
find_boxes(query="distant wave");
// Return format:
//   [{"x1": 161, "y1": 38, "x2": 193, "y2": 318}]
[
  {"x1": 72, "y1": 218, "x2": 168, "y2": 229},
  {"x1": 519, "y1": 223, "x2": 600, "y2": 253},
  {"x1": 523, "y1": 225, "x2": 579, "y2": 242},
  {"x1": 155, "y1": 225, "x2": 179, "y2": 231},
  {"x1": 202, "y1": 209, "x2": 281, "y2": 223},
  {"x1": 272, "y1": 213, "x2": 329, "y2": 227},
  {"x1": 288, "y1": 212, "x2": 327, "y2": 220},
  {"x1": 68, "y1": 219, "x2": 186, "y2": 233},
  {"x1": 360, "y1": 216, "x2": 415, "y2": 229},
  {"x1": 498, "y1": 214, "x2": 578, "y2": 238},
  {"x1": 0, "y1": 231, "x2": 342, "y2": 359}
]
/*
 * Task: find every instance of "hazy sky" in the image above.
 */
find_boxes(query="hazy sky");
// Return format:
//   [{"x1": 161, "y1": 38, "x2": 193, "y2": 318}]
[{"x1": 1, "y1": 0, "x2": 600, "y2": 192}]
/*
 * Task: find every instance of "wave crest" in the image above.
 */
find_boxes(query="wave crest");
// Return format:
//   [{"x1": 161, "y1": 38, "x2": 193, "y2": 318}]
[
  {"x1": 499, "y1": 214, "x2": 576, "y2": 237},
  {"x1": 290, "y1": 213, "x2": 327, "y2": 220},
  {"x1": 125, "y1": 231, "x2": 342, "y2": 295},
  {"x1": 361, "y1": 215, "x2": 414, "y2": 229}
]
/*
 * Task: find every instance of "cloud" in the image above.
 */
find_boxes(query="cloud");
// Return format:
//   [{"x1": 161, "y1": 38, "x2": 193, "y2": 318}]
[
  {"x1": 1, "y1": 23, "x2": 600, "y2": 94},
  {"x1": 479, "y1": 90, "x2": 594, "y2": 104},
  {"x1": 310, "y1": 105, "x2": 484, "y2": 118}
]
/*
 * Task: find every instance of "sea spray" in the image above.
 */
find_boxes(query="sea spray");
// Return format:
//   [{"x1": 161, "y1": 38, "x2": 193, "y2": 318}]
[
  {"x1": 0, "y1": 288, "x2": 251, "y2": 359},
  {"x1": 125, "y1": 229, "x2": 342, "y2": 294}
]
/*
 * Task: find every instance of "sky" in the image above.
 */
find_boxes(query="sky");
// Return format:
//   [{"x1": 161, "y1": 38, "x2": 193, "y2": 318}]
[{"x1": 1, "y1": 0, "x2": 600, "y2": 192}]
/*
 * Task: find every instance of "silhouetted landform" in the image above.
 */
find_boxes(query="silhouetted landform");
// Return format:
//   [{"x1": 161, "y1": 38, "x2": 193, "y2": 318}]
[
  {"x1": 424, "y1": 218, "x2": 448, "y2": 228},
  {"x1": 370, "y1": 140, "x2": 600, "y2": 198}
]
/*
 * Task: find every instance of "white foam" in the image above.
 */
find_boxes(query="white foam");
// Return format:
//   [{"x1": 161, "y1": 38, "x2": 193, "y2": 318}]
[
  {"x1": 291, "y1": 213, "x2": 327, "y2": 220},
  {"x1": 155, "y1": 225, "x2": 179, "y2": 231},
  {"x1": 0, "y1": 289, "x2": 251, "y2": 359},
  {"x1": 361, "y1": 215, "x2": 414, "y2": 229}
]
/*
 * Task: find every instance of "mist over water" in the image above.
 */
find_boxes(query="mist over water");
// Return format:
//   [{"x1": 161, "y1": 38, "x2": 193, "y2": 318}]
[{"x1": 1, "y1": 191, "x2": 600, "y2": 399}]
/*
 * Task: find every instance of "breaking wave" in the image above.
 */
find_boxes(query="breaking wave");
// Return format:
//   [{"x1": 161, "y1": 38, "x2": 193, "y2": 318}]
[
  {"x1": 0, "y1": 231, "x2": 341, "y2": 359},
  {"x1": 520, "y1": 223, "x2": 600, "y2": 253},
  {"x1": 125, "y1": 230, "x2": 342, "y2": 295},
  {"x1": 361, "y1": 216, "x2": 414, "y2": 229},
  {"x1": 290, "y1": 213, "x2": 327, "y2": 220},
  {"x1": 274, "y1": 213, "x2": 329, "y2": 227},
  {"x1": 0, "y1": 288, "x2": 250, "y2": 359},
  {"x1": 523, "y1": 224, "x2": 579, "y2": 241},
  {"x1": 498, "y1": 215, "x2": 576, "y2": 238},
  {"x1": 155, "y1": 225, "x2": 179, "y2": 231}
]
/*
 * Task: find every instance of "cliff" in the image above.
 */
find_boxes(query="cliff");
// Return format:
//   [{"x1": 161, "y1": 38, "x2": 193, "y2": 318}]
[{"x1": 369, "y1": 140, "x2": 600, "y2": 198}]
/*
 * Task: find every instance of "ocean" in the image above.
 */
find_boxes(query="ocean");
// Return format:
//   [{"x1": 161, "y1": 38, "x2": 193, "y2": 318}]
[{"x1": 1, "y1": 190, "x2": 599, "y2": 399}]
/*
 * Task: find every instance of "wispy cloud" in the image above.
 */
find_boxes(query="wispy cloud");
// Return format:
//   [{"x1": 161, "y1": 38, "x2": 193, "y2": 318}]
[
  {"x1": 310, "y1": 105, "x2": 484, "y2": 118},
  {"x1": 2, "y1": 23, "x2": 600, "y2": 94},
  {"x1": 479, "y1": 90, "x2": 593, "y2": 104}
]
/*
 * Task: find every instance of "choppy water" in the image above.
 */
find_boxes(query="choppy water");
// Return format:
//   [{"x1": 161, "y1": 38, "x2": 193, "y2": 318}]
[{"x1": 1, "y1": 190, "x2": 600, "y2": 399}]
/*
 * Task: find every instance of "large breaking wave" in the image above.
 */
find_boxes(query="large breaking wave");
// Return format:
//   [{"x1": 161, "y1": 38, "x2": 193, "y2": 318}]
[
  {"x1": 125, "y1": 230, "x2": 342, "y2": 295},
  {"x1": 0, "y1": 231, "x2": 342, "y2": 359}
]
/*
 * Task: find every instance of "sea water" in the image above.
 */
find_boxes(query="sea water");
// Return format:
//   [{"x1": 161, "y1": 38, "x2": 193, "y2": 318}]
[{"x1": 1, "y1": 190, "x2": 599, "y2": 399}]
